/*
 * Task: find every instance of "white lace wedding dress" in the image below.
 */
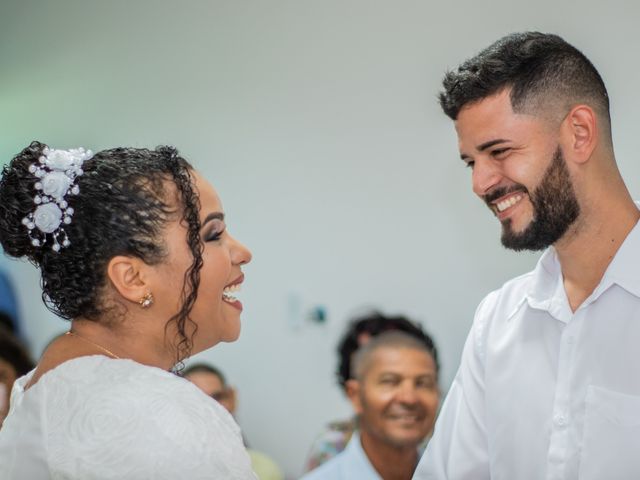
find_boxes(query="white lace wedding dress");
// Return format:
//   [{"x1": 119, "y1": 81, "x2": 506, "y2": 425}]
[{"x1": 0, "y1": 355, "x2": 257, "y2": 479}]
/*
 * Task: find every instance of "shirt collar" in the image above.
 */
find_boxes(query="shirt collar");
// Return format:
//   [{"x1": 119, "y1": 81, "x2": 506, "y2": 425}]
[
  {"x1": 597, "y1": 214, "x2": 640, "y2": 299},
  {"x1": 525, "y1": 247, "x2": 562, "y2": 310},
  {"x1": 342, "y1": 430, "x2": 422, "y2": 479},
  {"x1": 342, "y1": 431, "x2": 383, "y2": 479},
  {"x1": 526, "y1": 207, "x2": 640, "y2": 315}
]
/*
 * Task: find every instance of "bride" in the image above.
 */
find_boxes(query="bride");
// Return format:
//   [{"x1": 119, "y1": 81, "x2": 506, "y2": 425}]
[{"x1": 0, "y1": 142, "x2": 256, "y2": 479}]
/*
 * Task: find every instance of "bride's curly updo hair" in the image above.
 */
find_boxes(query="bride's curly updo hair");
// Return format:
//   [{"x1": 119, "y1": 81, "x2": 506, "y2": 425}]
[{"x1": 0, "y1": 141, "x2": 204, "y2": 363}]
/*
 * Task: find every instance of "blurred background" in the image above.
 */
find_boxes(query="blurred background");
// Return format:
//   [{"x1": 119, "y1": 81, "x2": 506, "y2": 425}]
[{"x1": 1, "y1": 0, "x2": 639, "y2": 477}]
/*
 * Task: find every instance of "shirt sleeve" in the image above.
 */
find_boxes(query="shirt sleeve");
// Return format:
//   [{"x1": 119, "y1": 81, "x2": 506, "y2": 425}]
[{"x1": 413, "y1": 292, "x2": 497, "y2": 480}]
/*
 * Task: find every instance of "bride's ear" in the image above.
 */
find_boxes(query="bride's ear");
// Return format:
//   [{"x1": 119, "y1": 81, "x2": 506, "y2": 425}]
[{"x1": 106, "y1": 255, "x2": 150, "y2": 306}]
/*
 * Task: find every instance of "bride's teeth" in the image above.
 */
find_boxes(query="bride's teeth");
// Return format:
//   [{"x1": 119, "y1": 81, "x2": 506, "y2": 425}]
[{"x1": 223, "y1": 283, "x2": 242, "y2": 301}]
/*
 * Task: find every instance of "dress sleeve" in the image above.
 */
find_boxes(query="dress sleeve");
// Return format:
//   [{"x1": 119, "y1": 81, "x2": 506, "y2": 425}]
[
  {"x1": 413, "y1": 292, "x2": 497, "y2": 480},
  {"x1": 43, "y1": 363, "x2": 257, "y2": 480}
]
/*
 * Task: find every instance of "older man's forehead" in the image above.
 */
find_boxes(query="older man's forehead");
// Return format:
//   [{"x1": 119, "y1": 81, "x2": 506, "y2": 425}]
[{"x1": 365, "y1": 346, "x2": 435, "y2": 373}]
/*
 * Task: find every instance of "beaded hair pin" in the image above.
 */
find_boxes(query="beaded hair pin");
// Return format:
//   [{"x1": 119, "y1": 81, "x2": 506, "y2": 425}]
[{"x1": 21, "y1": 147, "x2": 93, "y2": 252}]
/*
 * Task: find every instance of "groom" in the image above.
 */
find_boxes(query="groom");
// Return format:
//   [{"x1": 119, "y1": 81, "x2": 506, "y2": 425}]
[{"x1": 414, "y1": 32, "x2": 640, "y2": 479}]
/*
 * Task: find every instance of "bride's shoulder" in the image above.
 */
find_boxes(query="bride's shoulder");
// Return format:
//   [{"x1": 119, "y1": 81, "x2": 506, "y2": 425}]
[
  {"x1": 35, "y1": 357, "x2": 253, "y2": 478},
  {"x1": 50, "y1": 356, "x2": 220, "y2": 405},
  {"x1": 42, "y1": 356, "x2": 243, "y2": 443}
]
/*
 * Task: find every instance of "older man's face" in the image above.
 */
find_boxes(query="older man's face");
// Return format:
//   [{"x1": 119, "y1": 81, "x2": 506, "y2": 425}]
[{"x1": 349, "y1": 346, "x2": 439, "y2": 449}]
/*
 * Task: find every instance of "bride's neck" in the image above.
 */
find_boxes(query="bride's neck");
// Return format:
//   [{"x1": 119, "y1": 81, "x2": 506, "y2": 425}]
[{"x1": 69, "y1": 318, "x2": 176, "y2": 371}]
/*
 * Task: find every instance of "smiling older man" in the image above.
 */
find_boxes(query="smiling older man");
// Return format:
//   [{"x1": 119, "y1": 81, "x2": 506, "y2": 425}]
[{"x1": 302, "y1": 331, "x2": 440, "y2": 480}]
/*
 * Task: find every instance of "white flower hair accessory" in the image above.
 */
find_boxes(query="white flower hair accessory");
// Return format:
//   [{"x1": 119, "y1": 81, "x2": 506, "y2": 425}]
[{"x1": 21, "y1": 147, "x2": 93, "y2": 252}]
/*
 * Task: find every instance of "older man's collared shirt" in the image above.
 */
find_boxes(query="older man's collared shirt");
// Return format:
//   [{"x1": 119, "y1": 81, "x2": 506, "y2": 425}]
[
  {"x1": 414, "y1": 217, "x2": 640, "y2": 480},
  {"x1": 300, "y1": 432, "x2": 382, "y2": 480}
]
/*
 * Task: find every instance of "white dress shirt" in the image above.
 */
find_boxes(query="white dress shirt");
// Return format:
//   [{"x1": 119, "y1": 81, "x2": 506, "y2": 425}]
[
  {"x1": 301, "y1": 431, "x2": 382, "y2": 480},
  {"x1": 414, "y1": 218, "x2": 640, "y2": 480}
]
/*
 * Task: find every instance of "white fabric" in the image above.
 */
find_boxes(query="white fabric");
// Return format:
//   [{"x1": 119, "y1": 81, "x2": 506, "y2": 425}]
[
  {"x1": 300, "y1": 431, "x2": 382, "y2": 480},
  {"x1": 414, "y1": 218, "x2": 640, "y2": 480},
  {"x1": 0, "y1": 355, "x2": 257, "y2": 480}
]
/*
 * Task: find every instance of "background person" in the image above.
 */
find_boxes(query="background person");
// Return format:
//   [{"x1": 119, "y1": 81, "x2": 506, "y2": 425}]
[
  {"x1": 302, "y1": 331, "x2": 440, "y2": 480},
  {"x1": 0, "y1": 142, "x2": 256, "y2": 479},
  {"x1": 0, "y1": 269, "x2": 22, "y2": 338},
  {"x1": 304, "y1": 311, "x2": 440, "y2": 472},
  {"x1": 0, "y1": 326, "x2": 34, "y2": 428},
  {"x1": 415, "y1": 32, "x2": 640, "y2": 479},
  {"x1": 183, "y1": 363, "x2": 285, "y2": 480}
]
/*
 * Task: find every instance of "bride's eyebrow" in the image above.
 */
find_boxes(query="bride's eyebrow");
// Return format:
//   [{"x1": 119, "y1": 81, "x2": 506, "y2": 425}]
[{"x1": 201, "y1": 212, "x2": 225, "y2": 227}]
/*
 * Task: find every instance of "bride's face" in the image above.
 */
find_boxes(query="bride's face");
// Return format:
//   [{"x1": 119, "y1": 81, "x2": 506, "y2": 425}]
[{"x1": 151, "y1": 172, "x2": 252, "y2": 354}]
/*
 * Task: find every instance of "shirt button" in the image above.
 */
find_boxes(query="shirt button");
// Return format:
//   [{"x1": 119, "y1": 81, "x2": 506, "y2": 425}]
[
  {"x1": 554, "y1": 414, "x2": 567, "y2": 427},
  {"x1": 566, "y1": 336, "x2": 575, "y2": 345}
]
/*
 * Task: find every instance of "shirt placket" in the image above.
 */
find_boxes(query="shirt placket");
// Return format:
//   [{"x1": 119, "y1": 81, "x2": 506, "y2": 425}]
[{"x1": 546, "y1": 303, "x2": 582, "y2": 480}]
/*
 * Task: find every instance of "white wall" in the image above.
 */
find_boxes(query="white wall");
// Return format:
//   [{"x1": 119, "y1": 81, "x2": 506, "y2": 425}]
[{"x1": 1, "y1": 1, "x2": 639, "y2": 477}]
